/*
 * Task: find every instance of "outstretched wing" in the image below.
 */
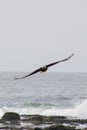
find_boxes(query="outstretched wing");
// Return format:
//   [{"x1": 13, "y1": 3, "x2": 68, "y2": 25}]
[
  {"x1": 14, "y1": 67, "x2": 42, "y2": 80},
  {"x1": 14, "y1": 54, "x2": 74, "y2": 80},
  {"x1": 46, "y1": 54, "x2": 74, "y2": 68}
]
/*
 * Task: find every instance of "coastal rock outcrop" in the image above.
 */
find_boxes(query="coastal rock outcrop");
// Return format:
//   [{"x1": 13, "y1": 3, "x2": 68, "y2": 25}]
[
  {"x1": 1, "y1": 112, "x2": 20, "y2": 122},
  {"x1": 0, "y1": 113, "x2": 87, "y2": 130}
]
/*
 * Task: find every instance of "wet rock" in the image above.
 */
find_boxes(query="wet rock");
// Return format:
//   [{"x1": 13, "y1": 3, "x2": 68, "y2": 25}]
[
  {"x1": 21, "y1": 115, "x2": 67, "y2": 125},
  {"x1": 44, "y1": 116, "x2": 66, "y2": 124},
  {"x1": 1, "y1": 112, "x2": 20, "y2": 122},
  {"x1": 34, "y1": 128, "x2": 42, "y2": 130},
  {"x1": 44, "y1": 125, "x2": 77, "y2": 130},
  {"x1": 0, "y1": 114, "x2": 87, "y2": 129},
  {"x1": 34, "y1": 125, "x2": 79, "y2": 130},
  {"x1": 28, "y1": 115, "x2": 44, "y2": 125}
]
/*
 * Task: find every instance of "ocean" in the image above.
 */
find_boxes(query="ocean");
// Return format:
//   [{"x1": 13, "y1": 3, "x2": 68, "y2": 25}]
[{"x1": 0, "y1": 72, "x2": 87, "y2": 119}]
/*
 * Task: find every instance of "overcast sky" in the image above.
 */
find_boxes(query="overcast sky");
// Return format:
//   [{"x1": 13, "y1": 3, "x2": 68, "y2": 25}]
[{"x1": 0, "y1": 0, "x2": 87, "y2": 72}]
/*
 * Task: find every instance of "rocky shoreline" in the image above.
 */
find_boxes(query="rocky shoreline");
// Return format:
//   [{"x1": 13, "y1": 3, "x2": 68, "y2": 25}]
[{"x1": 0, "y1": 112, "x2": 87, "y2": 130}]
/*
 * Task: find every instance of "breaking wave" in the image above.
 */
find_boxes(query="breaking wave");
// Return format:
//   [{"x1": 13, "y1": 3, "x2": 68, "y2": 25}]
[{"x1": 0, "y1": 99, "x2": 87, "y2": 119}]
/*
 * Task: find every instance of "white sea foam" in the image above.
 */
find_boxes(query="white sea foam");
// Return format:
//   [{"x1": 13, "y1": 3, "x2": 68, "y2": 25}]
[
  {"x1": 0, "y1": 99, "x2": 87, "y2": 119},
  {"x1": 42, "y1": 99, "x2": 87, "y2": 119}
]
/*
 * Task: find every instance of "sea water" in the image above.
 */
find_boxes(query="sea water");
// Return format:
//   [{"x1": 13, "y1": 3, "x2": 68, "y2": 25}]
[{"x1": 0, "y1": 72, "x2": 87, "y2": 119}]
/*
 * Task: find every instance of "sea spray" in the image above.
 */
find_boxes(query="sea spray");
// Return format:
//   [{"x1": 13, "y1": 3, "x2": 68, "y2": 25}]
[
  {"x1": 0, "y1": 99, "x2": 87, "y2": 119},
  {"x1": 0, "y1": 72, "x2": 87, "y2": 120}
]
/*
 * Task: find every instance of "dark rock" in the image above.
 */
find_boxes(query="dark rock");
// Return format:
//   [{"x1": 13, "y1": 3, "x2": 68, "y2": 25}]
[
  {"x1": 0, "y1": 114, "x2": 86, "y2": 129},
  {"x1": 34, "y1": 125, "x2": 80, "y2": 130},
  {"x1": 22, "y1": 115, "x2": 67, "y2": 125},
  {"x1": 44, "y1": 116, "x2": 66, "y2": 124},
  {"x1": 34, "y1": 128, "x2": 43, "y2": 130},
  {"x1": 1, "y1": 112, "x2": 20, "y2": 122},
  {"x1": 44, "y1": 125, "x2": 79, "y2": 130},
  {"x1": 29, "y1": 115, "x2": 44, "y2": 125}
]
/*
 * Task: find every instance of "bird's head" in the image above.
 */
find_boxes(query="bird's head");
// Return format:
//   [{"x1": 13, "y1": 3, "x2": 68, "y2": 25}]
[{"x1": 41, "y1": 65, "x2": 48, "y2": 72}]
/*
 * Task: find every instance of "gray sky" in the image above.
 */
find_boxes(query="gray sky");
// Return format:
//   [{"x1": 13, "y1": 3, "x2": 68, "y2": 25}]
[{"x1": 0, "y1": 0, "x2": 87, "y2": 72}]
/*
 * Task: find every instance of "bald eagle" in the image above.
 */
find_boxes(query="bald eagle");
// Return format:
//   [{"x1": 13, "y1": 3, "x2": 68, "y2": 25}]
[{"x1": 15, "y1": 54, "x2": 74, "y2": 80}]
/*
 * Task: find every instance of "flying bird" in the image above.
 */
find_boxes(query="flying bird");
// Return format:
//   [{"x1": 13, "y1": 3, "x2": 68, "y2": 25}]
[{"x1": 15, "y1": 54, "x2": 74, "y2": 80}]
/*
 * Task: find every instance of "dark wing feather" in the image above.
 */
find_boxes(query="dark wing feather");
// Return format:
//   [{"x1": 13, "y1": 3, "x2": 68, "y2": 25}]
[
  {"x1": 14, "y1": 67, "x2": 42, "y2": 80},
  {"x1": 46, "y1": 54, "x2": 74, "y2": 68},
  {"x1": 14, "y1": 54, "x2": 74, "y2": 80}
]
